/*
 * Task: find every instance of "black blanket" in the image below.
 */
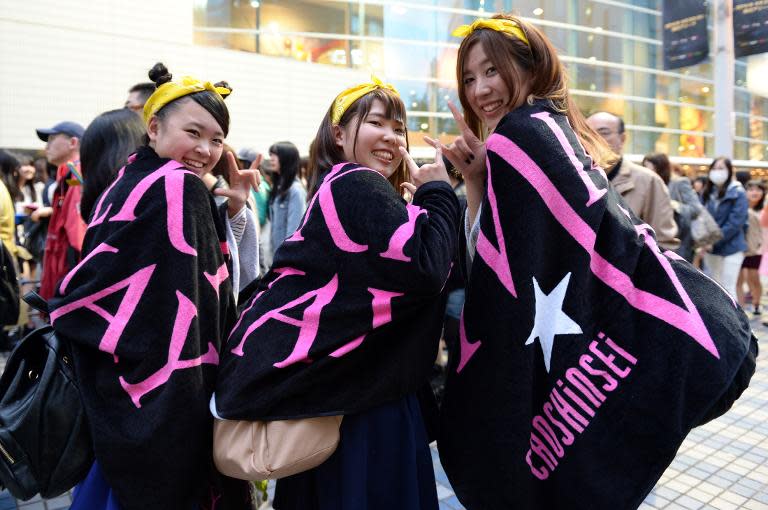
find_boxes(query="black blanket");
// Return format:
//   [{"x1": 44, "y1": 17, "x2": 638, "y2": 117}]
[
  {"x1": 438, "y1": 102, "x2": 756, "y2": 509},
  {"x1": 215, "y1": 163, "x2": 460, "y2": 419},
  {"x1": 50, "y1": 147, "x2": 243, "y2": 509}
]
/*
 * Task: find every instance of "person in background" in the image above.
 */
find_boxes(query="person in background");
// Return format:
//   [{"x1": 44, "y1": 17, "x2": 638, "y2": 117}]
[
  {"x1": 693, "y1": 175, "x2": 708, "y2": 197},
  {"x1": 702, "y1": 157, "x2": 748, "y2": 298},
  {"x1": 79, "y1": 109, "x2": 145, "y2": 222},
  {"x1": 12, "y1": 154, "x2": 44, "y2": 214},
  {"x1": 1, "y1": 152, "x2": 44, "y2": 292},
  {"x1": 0, "y1": 152, "x2": 20, "y2": 349},
  {"x1": 34, "y1": 120, "x2": 87, "y2": 300},
  {"x1": 0, "y1": 151, "x2": 19, "y2": 258},
  {"x1": 643, "y1": 153, "x2": 703, "y2": 262},
  {"x1": 238, "y1": 146, "x2": 272, "y2": 274},
  {"x1": 736, "y1": 180, "x2": 765, "y2": 317},
  {"x1": 587, "y1": 112, "x2": 679, "y2": 251},
  {"x1": 735, "y1": 170, "x2": 751, "y2": 189},
  {"x1": 299, "y1": 155, "x2": 310, "y2": 189},
  {"x1": 124, "y1": 81, "x2": 156, "y2": 115},
  {"x1": 268, "y1": 141, "x2": 306, "y2": 257}
]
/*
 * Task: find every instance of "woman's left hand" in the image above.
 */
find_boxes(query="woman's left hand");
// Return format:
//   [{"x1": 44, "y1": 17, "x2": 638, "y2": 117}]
[
  {"x1": 399, "y1": 137, "x2": 451, "y2": 195},
  {"x1": 214, "y1": 151, "x2": 262, "y2": 217}
]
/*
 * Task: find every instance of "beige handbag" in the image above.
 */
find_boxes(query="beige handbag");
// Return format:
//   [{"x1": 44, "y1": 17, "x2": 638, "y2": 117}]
[{"x1": 213, "y1": 415, "x2": 343, "y2": 480}]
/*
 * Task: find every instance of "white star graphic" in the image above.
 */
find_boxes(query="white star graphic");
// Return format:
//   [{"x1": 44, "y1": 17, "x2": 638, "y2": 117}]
[{"x1": 524, "y1": 273, "x2": 583, "y2": 372}]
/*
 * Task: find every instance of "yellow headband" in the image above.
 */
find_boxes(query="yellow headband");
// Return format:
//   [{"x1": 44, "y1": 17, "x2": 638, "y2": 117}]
[
  {"x1": 451, "y1": 18, "x2": 529, "y2": 46},
  {"x1": 143, "y1": 76, "x2": 232, "y2": 125},
  {"x1": 331, "y1": 76, "x2": 399, "y2": 125}
]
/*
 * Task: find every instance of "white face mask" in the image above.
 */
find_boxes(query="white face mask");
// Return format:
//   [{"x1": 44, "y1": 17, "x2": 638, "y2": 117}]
[{"x1": 709, "y1": 169, "x2": 729, "y2": 186}]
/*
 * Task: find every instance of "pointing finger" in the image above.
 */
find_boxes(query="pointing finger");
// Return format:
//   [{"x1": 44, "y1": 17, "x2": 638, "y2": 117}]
[
  {"x1": 225, "y1": 151, "x2": 239, "y2": 174},
  {"x1": 398, "y1": 146, "x2": 419, "y2": 174},
  {"x1": 424, "y1": 136, "x2": 443, "y2": 165},
  {"x1": 447, "y1": 101, "x2": 473, "y2": 137}
]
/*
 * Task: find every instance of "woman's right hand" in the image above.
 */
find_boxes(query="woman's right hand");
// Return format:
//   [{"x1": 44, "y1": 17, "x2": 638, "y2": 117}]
[
  {"x1": 441, "y1": 101, "x2": 486, "y2": 184},
  {"x1": 441, "y1": 101, "x2": 487, "y2": 228}
]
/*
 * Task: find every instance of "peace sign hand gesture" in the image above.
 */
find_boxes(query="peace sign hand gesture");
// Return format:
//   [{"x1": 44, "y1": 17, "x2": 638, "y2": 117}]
[
  {"x1": 441, "y1": 101, "x2": 486, "y2": 184},
  {"x1": 214, "y1": 151, "x2": 263, "y2": 217},
  {"x1": 399, "y1": 137, "x2": 452, "y2": 196}
]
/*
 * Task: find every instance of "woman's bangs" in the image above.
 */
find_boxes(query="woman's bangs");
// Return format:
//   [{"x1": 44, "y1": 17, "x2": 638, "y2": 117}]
[{"x1": 373, "y1": 89, "x2": 407, "y2": 125}]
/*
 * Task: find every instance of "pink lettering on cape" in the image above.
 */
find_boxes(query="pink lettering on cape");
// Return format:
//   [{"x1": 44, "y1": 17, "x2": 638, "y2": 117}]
[
  {"x1": 380, "y1": 204, "x2": 428, "y2": 262},
  {"x1": 119, "y1": 290, "x2": 219, "y2": 408},
  {"x1": 330, "y1": 288, "x2": 403, "y2": 357},
  {"x1": 530, "y1": 111, "x2": 607, "y2": 206},
  {"x1": 108, "y1": 160, "x2": 197, "y2": 256},
  {"x1": 486, "y1": 131, "x2": 720, "y2": 359},
  {"x1": 456, "y1": 309, "x2": 482, "y2": 373},
  {"x1": 204, "y1": 263, "x2": 229, "y2": 299},
  {"x1": 50, "y1": 265, "x2": 157, "y2": 356},
  {"x1": 476, "y1": 158, "x2": 517, "y2": 297},
  {"x1": 228, "y1": 267, "x2": 306, "y2": 340},
  {"x1": 287, "y1": 163, "x2": 371, "y2": 253},
  {"x1": 59, "y1": 242, "x2": 119, "y2": 294},
  {"x1": 88, "y1": 166, "x2": 125, "y2": 229},
  {"x1": 230, "y1": 274, "x2": 339, "y2": 366}
]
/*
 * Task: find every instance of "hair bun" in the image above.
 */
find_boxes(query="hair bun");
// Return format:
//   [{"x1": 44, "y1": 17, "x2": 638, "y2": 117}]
[
  {"x1": 148, "y1": 63, "x2": 173, "y2": 87},
  {"x1": 214, "y1": 80, "x2": 233, "y2": 97}
]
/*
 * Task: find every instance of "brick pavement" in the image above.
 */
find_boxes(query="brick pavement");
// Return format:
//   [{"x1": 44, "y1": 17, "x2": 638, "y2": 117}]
[{"x1": 2, "y1": 323, "x2": 767, "y2": 509}]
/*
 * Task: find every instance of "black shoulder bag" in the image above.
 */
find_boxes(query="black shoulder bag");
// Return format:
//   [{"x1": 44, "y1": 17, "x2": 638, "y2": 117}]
[{"x1": 0, "y1": 292, "x2": 93, "y2": 500}]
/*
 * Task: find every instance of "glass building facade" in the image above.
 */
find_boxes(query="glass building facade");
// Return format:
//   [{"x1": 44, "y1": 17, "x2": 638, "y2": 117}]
[{"x1": 193, "y1": 0, "x2": 767, "y2": 171}]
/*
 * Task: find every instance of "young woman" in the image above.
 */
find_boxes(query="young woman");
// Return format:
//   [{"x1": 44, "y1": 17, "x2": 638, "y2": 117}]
[
  {"x1": 268, "y1": 140, "x2": 306, "y2": 258},
  {"x1": 702, "y1": 157, "x2": 749, "y2": 298},
  {"x1": 0, "y1": 152, "x2": 17, "y2": 258},
  {"x1": 13, "y1": 155, "x2": 43, "y2": 215},
  {"x1": 736, "y1": 180, "x2": 765, "y2": 316},
  {"x1": 214, "y1": 80, "x2": 460, "y2": 510},
  {"x1": 642, "y1": 153, "x2": 703, "y2": 262},
  {"x1": 437, "y1": 15, "x2": 756, "y2": 510},
  {"x1": 49, "y1": 63, "x2": 257, "y2": 510}
]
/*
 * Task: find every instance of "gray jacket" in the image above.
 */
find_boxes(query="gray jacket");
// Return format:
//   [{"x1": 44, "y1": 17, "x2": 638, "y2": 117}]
[
  {"x1": 269, "y1": 180, "x2": 307, "y2": 258},
  {"x1": 668, "y1": 176, "x2": 703, "y2": 262}
]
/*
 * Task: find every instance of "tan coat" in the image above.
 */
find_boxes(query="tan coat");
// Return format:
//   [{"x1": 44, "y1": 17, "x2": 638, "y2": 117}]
[{"x1": 612, "y1": 158, "x2": 680, "y2": 251}]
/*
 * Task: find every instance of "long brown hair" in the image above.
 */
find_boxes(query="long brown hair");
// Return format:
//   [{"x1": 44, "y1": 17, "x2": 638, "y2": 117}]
[
  {"x1": 455, "y1": 13, "x2": 617, "y2": 169},
  {"x1": 642, "y1": 152, "x2": 671, "y2": 184},
  {"x1": 307, "y1": 87, "x2": 410, "y2": 198}
]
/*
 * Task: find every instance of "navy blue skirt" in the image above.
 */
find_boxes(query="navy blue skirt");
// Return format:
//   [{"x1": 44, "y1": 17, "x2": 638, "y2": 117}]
[
  {"x1": 273, "y1": 394, "x2": 438, "y2": 510},
  {"x1": 70, "y1": 461, "x2": 122, "y2": 510}
]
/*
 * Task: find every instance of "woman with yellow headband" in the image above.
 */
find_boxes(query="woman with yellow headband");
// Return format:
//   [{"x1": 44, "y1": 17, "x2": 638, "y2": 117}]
[
  {"x1": 438, "y1": 13, "x2": 756, "y2": 510},
  {"x1": 214, "y1": 80, "x2": 460, "y2": 509},
  {"x1": 49, "y1": 63, "x2": 256, "y2": 509}
]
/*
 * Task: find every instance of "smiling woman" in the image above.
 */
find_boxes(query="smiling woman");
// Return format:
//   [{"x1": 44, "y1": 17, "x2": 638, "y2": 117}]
[
  {"x1": 48, "y1": 63, "x2": 258, "y2": 510},
  {"x1": 214, "y1": 78, "x2": 460, "y2": 510}
]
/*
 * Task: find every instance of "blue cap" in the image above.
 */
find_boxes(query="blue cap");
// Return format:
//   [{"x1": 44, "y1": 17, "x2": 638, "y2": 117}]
[
  {"x1": 237, "y1": 147, "x2": 259, "y2": 166},
  {"x1": 36, "y1": 121, "x2": 85, "y2": 141}
]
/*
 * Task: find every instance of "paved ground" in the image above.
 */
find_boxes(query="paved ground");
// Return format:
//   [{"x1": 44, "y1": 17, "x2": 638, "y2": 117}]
[{"x1": 2, "y1": 321, "x2": 767, "y2": 509}]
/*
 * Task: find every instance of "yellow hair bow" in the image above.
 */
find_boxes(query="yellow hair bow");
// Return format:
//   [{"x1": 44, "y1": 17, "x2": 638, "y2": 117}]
[
  {"x1": 451, "y1": 18, "x2": 529, "y2": 46},
  {"x1": 331, "y1": 76, "x2": 399, "y2": 125},
  {"x1": 143, "y1": 76, "x2": 232, "y2": 125}
]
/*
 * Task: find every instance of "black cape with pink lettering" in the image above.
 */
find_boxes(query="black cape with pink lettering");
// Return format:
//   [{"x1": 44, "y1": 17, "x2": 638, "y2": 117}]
[
  {"x1": 438, "y1": 101, "x2": 757, "y2": 510},
  {"x1": 49, "y1": 147, "x2": 249, "y2": 510},
  {"x1": 215, "y1": 163, "x2": 459, "y2": 419}
]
